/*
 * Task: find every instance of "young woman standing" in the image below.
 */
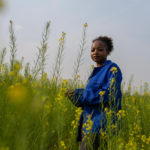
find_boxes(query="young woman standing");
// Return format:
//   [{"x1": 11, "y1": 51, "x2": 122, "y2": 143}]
[{"x1": 66, "y1": 36, "x2": 122, "y2": 150}]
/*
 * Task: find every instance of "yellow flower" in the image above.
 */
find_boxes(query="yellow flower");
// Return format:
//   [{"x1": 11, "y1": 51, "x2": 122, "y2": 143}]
[
  {"x1": 104, "y1": 107, "x2": 109, "y2": 112},
  {"x1": 110, "y1": 67, "x2": 118, "y2": 74},
  {"x1": 60, "y1": 140, "x2": 67, "y2": 149},
  {"x1": 60, "y1": 141, "x2": 65, "y2": 146},
  {"x1": 71, "y1": 120, "x2": 75, "y2": 126},
  {"x1": 71, "y1": 107, "x2": 83, "y2": 130},
  {"x1": 82, "y1": 114, "x2": 93, "y2": 132},
  {"x1": 99, "y1": 91, "x2": 105, "y2": 96},
  {"x1": 111, "y1": 124, "x2": 117, "y2": 129},
  {"x1": 62, "y1": 32, "x2": 66, "y2": 37},
  {"x1": 55, "y1": 89, "x2": 64, "y2": 101},
  {"x1": 118, "y1": 142, "x2": 124, "y2": 150},
  {"x1": 110, "y1": 77, "x2": 115, "y2": 86},
  {"x1": 9, "y1": 71, "x2": 15, "y2": 77},
  {"x1": 59, "y1": 37, "x2": 63, "y2": 41},
  {"x1": 117, "y1": 110, "x2": 126, "y2": 118},
  {"x1": 83, "y1": 23, "x2": 88, "y2": 27},
  {"x1": 14, "y1": 62, "x2": 21, "y2": 71},
  {"x1": 146, "y1": 136, "x2": 150, "y2": 144},
  {"x1": 76, "y1": 74, "x2": 80, "y2": 78},
  {"x1": 106, "y1": 110, "x2": 114, "y2": 116},
  {"x1": 141, "y1": 135, "x2": 146, "y2": 143},
  {"x1": 7, "y1": 84, "x2": 27, "y2": 103},
  {"x1": 62, "y1": 79, "x2": 68, "y2": 86},
  {"x1": 75, "y1": 107, "x2": 83, "y2": 120},
  {"x1": 91, "y1": 64, "x2": 94, "y2": 69},
  {"x1": 100, "y1": 128, "x2": 106, "y2": 137},
  {"x1": 134, "y1": 123, "x2": 141, "y2": 132}
]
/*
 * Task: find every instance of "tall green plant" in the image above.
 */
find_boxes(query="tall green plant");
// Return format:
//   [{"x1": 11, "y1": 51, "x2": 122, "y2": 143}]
[
  {"x1": 9, "y1": 20, "x2": 17, "y2": 71},
  {"x1": 32, "y1": 21, "x2": 50, "y2": 79},
  {"x1": 0, "y1": 48, "x2": 6, "y2": 72},
  {"x1": 72, "y1": 23, "x2": 88, "y2": 87},
  {"x1": 52, "y1": 32, "x2": 66, "y2": 84}
]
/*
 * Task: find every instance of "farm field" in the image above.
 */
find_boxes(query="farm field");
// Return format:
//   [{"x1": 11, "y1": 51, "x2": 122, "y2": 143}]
[{"x1": 0, "y1": 21, "x2": 150, "y2": 150}]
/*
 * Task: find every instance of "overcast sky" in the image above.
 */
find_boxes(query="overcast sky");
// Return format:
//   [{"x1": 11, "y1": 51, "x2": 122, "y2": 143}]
[{"x1": 0, "y1": 0, "x2": 150, "y2": 89}]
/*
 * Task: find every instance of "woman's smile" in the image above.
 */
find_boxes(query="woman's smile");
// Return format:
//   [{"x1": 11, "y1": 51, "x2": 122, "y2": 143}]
[{"x1": 93, "y1": 56, "x2": 100, "y2": 60}]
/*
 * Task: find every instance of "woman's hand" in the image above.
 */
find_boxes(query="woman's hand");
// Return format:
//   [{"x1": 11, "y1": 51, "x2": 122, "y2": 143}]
[{"x1": 65, "y1": 90, "x2": 75, "y2": 100}]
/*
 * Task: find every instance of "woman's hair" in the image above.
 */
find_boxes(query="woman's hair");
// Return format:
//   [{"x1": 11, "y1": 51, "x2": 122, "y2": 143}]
[{"x1": 92, "y1": 36, "x2": 114, "y2": 54}]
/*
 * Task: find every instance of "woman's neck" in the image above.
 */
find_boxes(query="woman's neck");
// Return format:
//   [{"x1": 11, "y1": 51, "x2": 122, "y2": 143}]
[{"x1": 96, "y1": 59, "x2": 107, "y2": 67}]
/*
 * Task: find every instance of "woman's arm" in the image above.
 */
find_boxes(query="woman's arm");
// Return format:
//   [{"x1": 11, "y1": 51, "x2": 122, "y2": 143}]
[
  {"x1": 65, "y1": 88, "x2": 84, "y2": 107},
  {"x1": 66, "y1": 66, "x2": 122, "y2": 110}
]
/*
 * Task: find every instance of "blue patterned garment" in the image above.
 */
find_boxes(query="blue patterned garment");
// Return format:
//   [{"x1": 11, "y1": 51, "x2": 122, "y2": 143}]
[{"x1": 72, "y1": 60, "x2": 122, "y2": 136}]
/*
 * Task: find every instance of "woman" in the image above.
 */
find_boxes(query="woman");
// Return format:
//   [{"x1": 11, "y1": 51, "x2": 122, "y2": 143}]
[{"x1": 66, "y1": 36, "x2": 122, "y2": 150}]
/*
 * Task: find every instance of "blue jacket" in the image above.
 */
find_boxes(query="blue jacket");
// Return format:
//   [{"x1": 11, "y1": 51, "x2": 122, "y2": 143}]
[{"x1": 72, "y1": 60, "x2": 122, "y2": 140}]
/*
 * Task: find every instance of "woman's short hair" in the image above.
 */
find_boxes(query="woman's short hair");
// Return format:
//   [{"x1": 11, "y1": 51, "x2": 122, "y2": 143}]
[{"x1": 92, "y1": 36, "x2": 114, "y2": 54}]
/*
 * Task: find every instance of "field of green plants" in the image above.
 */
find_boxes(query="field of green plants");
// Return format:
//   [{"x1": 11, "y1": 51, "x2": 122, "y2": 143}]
[{"x1": 0, "y1": 21, "x2": 150, "y2": 150}]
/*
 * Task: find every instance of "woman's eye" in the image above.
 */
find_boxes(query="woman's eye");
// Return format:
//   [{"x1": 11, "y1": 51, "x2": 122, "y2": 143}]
[
  {"x1": 98, "y1": 48, "x2": 103, "y2": 51},
  {"x1": 91, "y1": 49, "x2": 95, "y2": 52}
]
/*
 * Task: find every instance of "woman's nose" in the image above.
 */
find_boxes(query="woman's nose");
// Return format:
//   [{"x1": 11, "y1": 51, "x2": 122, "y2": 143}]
[{"x1": 94, "y1": 49, "x2": 98, "y2": 54}]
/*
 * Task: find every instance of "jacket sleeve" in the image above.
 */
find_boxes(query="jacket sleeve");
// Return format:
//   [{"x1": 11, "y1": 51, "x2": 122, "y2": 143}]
[
  {"x1": 71, "y1": 88, "x2": 84, "y2": 107},
  {"x1": 84, "y1": 66, "x2": 122, "y2": 110}
]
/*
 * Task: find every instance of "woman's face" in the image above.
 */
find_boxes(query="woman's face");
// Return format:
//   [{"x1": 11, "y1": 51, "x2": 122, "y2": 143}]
[{"x1": 91, "y1": 40, "x2": 109, "y2": 67}]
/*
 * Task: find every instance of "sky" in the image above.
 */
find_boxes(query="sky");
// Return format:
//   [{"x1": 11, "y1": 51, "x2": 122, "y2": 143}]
[{"x1": 0, "y1": 0, "x2": 150, "y2": 90}]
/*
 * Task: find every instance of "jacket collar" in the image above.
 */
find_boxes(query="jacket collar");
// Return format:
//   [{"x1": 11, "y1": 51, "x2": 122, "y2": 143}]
[
  {"x1": 94, "y1": 60, "x2": 111, "y2": 69},
  {"x1": 103, "y1": 60, "x2": 111, "y2": 66}
]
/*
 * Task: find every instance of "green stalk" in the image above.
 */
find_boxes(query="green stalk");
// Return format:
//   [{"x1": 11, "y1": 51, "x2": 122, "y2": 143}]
[
  {"x1": 32, "y1": 21, "x2": 50, "y2": 79},
  {"x1": 72, "y1": 23, "x2": 88, "y2": 88},
  {"x1": 52, "y1": 32, "x2": 66, "y2": 84},
  {"x1": 9, "y1": 20, "x2": 17, "y2": 71},
  {"x1": 0, "y1": 48, "x2": 6, "y2": 72}
]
